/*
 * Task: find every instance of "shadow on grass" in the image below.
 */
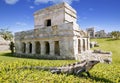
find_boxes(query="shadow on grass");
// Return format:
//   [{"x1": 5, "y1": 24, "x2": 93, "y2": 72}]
[
  {"x1": 0, "y1": 52, "x2": 40, "y2": 60},
  {"x1": 0, "y1": 52, "x2": 74, "y2": 60},
  {"x1": 106, "y1": 38, "x2": 120, "y2": 41},
  {"x1": 75, "y1": 74, "x2": 113, "y2": 83},
  {"x1": 90, "y1": 76, "x2": 113, "y2": 83},
  {"x1": 0, "y1": 52, "x2": 13, "y2": 57}
]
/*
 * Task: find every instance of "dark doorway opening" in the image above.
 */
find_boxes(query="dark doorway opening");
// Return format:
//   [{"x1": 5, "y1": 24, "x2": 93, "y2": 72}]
[
  {"x1": 54, "y1": 41, "x2": 60, "y2": 56},
  {"x1": 83, "y1": 39, "x2": 85, "y2": 51},
  {"x1": 22, "y1": 43, "x2": 26, "y2": 53},
  {"x1": 29, "y1": 43, "x2": 32, "y2": 53},
  {"x1": 46, "y1": 19, "x2": 51, "y2": 26},
  {"x1": 35, "y1": 41, "x2": 41, "y2": 54},
  {"x1": 45, "y1": 41, "x2": 50, "y2": 54},
  {"x1": 78, "y1": 39, "x2": 81, "y2": 53},
  {"x1": 87, "y1": 39, "x2": 89, "y2": 50}
]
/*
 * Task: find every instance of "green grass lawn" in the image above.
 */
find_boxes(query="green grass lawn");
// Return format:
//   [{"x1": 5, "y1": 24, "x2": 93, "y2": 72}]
[
  {"x1": 91, "y1": 38, "x2": 120, "y2": 64},
  {"x1": 0, "y1": 38, "x2": 120, "y2": 83}
]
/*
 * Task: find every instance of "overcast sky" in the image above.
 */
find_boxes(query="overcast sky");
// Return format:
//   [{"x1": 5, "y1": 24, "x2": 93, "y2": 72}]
[{"x1": 0, "y1": 0, "x2": 120, "y2": 34}]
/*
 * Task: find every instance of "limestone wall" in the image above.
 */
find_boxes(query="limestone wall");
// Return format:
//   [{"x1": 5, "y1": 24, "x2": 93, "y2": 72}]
[
  {"x1": 34, "y1": 3, "x2": 76, "y2": 29},
  {"x1": 14, "y1": 2, "x2": 90, "y2": 60},
  {"x1": 15, "y1": 22, "x2": 74, "y2": 41},
  {"x1": 34, "y1": 8, "x2": 65, "y2": 28}
]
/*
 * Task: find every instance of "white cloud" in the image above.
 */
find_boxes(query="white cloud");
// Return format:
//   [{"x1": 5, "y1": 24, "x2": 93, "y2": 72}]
[
  {"x1": 30, "y1": 6, "x2": 34, "y2": 9},
  {"x1": 4, "y1": 0, "x2": 19, "y2": 5},
  {"x1": 16, "y1": 22, "x2": 27, "y2": 26},
  {"x1": 34, "y1": 0, "x2": 79, "y2": 5}
]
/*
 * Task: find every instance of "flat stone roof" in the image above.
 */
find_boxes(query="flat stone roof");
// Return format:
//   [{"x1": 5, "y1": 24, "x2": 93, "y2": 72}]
[{"x1": 34, "y1": 2, "x2": 76, "y2": 15}]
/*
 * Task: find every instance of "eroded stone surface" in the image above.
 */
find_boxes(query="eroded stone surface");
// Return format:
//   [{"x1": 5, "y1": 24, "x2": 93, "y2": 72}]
[{"x1": 15, "y1": 3, "x2": 90, "y2": 60}]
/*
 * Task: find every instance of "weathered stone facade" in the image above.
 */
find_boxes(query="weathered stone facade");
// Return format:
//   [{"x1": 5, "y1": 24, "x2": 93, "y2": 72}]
[
  {"x1": 86, "y1": 27, "x2": 95, "y2": 38},
  {"x1": 15, "y1": 3, "x2": 90, "y2": 60},
  {"x1": 95, "y1": 30, "x2": 107, "y2": 38},
  {"x1": 86, "y1": 28, "x2": 112, "y2": 38}
]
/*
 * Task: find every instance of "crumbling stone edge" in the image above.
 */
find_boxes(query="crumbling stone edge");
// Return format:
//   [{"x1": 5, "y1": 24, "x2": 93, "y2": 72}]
[{"x1": 13, "y1": 53, "x2": 75, "y2": 60}]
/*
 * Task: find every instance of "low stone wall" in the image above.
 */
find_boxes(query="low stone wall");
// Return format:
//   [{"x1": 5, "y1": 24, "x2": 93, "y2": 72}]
[
  {"x1": 77, "y1": 50, "x2": 112, "y2": 63},
  {"x1": 93, "y1": 49, "x2": 112, "y2": 55},
  {"x1": 14, "y1": 53, "x2": 75, "y2": 60},
  {"x1": 0, "y1": 45, "x2": 10, "y2": 51}
]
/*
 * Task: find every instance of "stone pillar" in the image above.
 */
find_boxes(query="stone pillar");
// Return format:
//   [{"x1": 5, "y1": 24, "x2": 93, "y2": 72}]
[
  {"x1": 20, "y1": 42, "x2": 24, "y2": 53},
  {"x1": 61, "y1": 38, "x2": 69, "y2": 56},
  {"x1": 18, "y1": 42, "x2": 22, "y2": 53},
  {"x1": 87, "y1": 38, "x2": 90, "y2": 50},
  {"x1": 26, "y1": 42, "x2": 29, "y2": 54},
  {"x1": 80, "y1": 38, "x2": 83, "y2": 52},
  {"x1": 49, "y1": 41, "x2": 54, "y2": 55},
  {"x1": 32, "y1": 41, "x2": 35, "y2": 54},
  {"x1": 40, "y1": 41, "x2": 45, "y2": 55},
  {"x1": 85, "y1": 38, "x2": 88, "y2": 51},
  {"x1": 39, "y1": 41, "x2": 41, "y2": 54},
  {"x1": 78, "y1": 39, "x2": 80, "y2": 54}
]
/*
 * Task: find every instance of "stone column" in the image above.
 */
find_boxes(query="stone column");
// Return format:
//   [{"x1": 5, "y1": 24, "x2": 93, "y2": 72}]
[
  {"x1": 39, "y1": 41, "x2": 41, "y2": 54},
  {"x1": 18, "y1": 42, "x2": 22, "y2": 53},
  {"x1": 26, "y1": 42, "x2": 29, "y2": 54},
  {"x1": 60, "y1": 38, "x2": 69, "y2": 56},
  {"x1": 85, "y1": 38, "x2": 88, "y2": 51},
  {"x1": 80, "y1": 38, "x2": 83, "y2": 52},
  {"x1": 32, "y1": 41, "x2": 35, "y2": 54},
  {"x1": 87, "y1": 38, "x2": 90, "y2": 50},
  {"x1": 40, "y1": 41, "x2": 45, "y2": 55},
  {"x1": 49, "y1": 41, "x2": 54, "y2": 55},
  {"x1": 78, "y1": 39, "x2": 80, "y2": 54}
]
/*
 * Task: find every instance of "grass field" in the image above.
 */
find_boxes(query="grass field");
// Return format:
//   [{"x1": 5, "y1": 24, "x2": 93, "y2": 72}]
[{"x1": 0, "y1": 38, "x2": 120, "y2": 83}]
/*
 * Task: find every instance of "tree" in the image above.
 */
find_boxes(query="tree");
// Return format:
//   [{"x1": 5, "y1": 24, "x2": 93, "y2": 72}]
[
  {"x1": 0, "y1": 28, "x2": 13, "y2": 41},
  {"x1": 111, "y1": 31, "x2": 120, "y2": 39},
  {"x1": 9, "y1": 41, "x2": 15, "y2": 54}
]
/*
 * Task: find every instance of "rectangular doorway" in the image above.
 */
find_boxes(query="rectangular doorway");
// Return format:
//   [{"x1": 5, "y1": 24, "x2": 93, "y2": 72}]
[{"x1": 54, "y1": 41, "x2": 60, "y2": 56}]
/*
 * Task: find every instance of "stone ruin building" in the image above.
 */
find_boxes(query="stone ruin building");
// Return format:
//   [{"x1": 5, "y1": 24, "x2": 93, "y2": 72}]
[
  {"x1": 15, "y1": 3, "x2": 90, "y2": 60},
  {"x1": 86, "y1": 28, "x2": 112, "y2": 38},
  {"x1": 95, "y1": 30, "x2": 107, "y2": 38},
  {"x1": 86, "y1": 27, "x2": 95, "y2": 38}
]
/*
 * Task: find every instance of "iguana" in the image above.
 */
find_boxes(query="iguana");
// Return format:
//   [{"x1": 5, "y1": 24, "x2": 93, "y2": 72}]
[
  {"x1": 19, "y1": 50, "x2": 112, "y2": 77},
  {"x1": 19, "y1": 58, "x2": 111, "y2": 77}
]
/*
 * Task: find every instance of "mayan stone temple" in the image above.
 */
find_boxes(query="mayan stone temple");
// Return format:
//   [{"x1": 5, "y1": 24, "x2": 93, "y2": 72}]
[{"x1": 15, "y1": 3, "x2": 90, "y2": 60}]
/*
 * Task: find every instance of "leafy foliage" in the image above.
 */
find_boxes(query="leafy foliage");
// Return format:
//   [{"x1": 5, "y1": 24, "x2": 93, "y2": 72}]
[
  {"x1": 0, "y1": 28, "x2": 13, "y2": 41},
  {"x1": 111, "y1": 31, "x2": 120, "y2": 39}
]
